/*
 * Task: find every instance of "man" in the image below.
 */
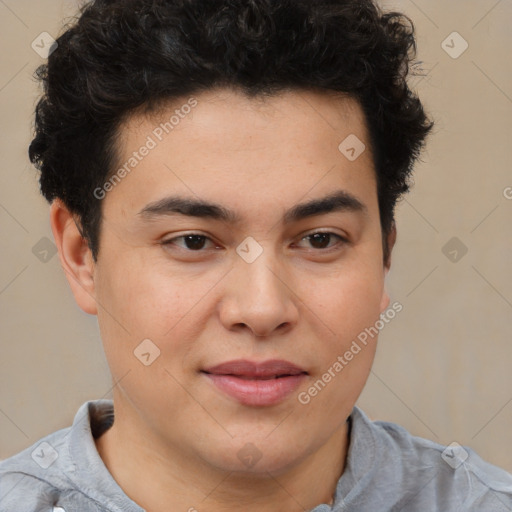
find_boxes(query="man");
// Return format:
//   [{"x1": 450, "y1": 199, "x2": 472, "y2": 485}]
[{"x1": 1, "y1": 0, "x2": 511, "y2": 510}]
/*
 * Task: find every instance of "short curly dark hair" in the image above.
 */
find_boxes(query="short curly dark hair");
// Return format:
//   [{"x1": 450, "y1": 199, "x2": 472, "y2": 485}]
[{"x1": 29, "y1": 0, "x2": 434, "y2": 265}]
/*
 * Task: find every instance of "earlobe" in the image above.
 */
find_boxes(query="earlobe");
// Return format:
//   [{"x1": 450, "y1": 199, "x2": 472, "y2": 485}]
[
  {"x1": 379, "y1": 288, "x2": 391, "y2": 313},
  {"x1": 50, "y1": 199, "x2": 98, "y2": 315}
]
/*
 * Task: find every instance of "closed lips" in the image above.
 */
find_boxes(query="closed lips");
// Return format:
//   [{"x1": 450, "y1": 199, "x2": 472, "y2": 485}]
[
  {"x1": 209, "y1": 373, "x2": 304, "y2": 380},
  {"x1": 201, "y1": 359, "x2": 308, "y2": 379},
  {"x1": 202, "y1": 359, "x2": 308, "y2": 406}
]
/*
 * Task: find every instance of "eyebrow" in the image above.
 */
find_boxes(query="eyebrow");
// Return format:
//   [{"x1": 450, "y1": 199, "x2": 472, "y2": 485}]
[{"x1": 137, "y1": 189, "x2": 368, "y2": 225}]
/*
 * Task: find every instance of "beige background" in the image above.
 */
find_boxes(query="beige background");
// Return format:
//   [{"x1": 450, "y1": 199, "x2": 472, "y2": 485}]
[{"x1": 1, "y1": 0, "x2": 511, "y2": 473}]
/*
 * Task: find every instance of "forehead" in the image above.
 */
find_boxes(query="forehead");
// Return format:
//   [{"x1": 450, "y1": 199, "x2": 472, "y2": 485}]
[
  {"x1": 105, "y1": 87, "x2": 377, "y2": 223},
  {"x1": 118, "y1": 87, "x2": 371, "y2": 159}
]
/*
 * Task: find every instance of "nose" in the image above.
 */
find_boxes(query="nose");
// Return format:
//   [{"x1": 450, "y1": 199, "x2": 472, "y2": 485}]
[{"x1": 218, "y1": 246, "x2": 300, "y2": 339}]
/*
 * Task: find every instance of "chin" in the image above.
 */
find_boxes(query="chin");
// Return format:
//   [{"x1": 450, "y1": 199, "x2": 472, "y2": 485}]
[{"x1": 199, "y1": 436, "x2": 309, "y2": 477}]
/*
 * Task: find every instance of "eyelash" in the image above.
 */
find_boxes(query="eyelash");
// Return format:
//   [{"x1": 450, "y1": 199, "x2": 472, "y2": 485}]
[{"x1": 160, "y1": 230, "x2": 348, "y2": 253}]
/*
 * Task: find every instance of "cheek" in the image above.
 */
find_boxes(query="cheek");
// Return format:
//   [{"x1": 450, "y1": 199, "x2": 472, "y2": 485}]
[
  {"x1": 310, "y1": 265, "x2": 385, "y2": 339},
  {"x1": 296, "y1": 272, "x2": 383, "y2": 424},
  {"x1": 300, "y1": 260, "x2": 385, "y2": 404},
  {"x1": 93, "y1": 254, "x2": 206, "y2": 410},
  {"x1": 95, "y1": 251, "x2": 198, "y2": 338}
]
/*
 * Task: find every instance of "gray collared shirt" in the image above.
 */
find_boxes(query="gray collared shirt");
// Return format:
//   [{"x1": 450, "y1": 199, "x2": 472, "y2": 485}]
[{"x1": 1, "y1": 399, "x2": 512, "y2": 511}]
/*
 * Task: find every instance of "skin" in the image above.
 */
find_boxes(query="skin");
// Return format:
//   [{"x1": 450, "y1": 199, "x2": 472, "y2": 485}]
[{"x1": 50, "y1": 86, "x2": 396, "y2": 512}]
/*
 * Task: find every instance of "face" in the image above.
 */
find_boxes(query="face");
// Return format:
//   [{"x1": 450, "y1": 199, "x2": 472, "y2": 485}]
[{"x1": 60, "y1": 87, "x2": 393, "y2": 475}]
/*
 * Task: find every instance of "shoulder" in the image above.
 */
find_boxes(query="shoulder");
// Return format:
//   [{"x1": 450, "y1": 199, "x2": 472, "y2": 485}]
[
  {"x1": 0, "y1": 425, "x2": 75, "y2": 511},
  {"x1": 0, "y1": 400, "x2": 115, "y2": 512},
  {"x1": 351, "y1": 407, "x2": 512, "y2": 510}
]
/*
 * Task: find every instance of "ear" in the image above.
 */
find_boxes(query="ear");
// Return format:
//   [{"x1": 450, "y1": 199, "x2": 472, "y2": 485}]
[
  {"x1": 379, "y1": 221, "x2": 397, "y2": 313},
  {"x1": 50, "y1": 199, "x2": 98, "y2": 315}
]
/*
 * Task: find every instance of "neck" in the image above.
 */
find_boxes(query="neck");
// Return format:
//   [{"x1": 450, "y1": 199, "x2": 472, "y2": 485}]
[{"x1": 94, "y1": 401, "x2": 350, "y2": 512}]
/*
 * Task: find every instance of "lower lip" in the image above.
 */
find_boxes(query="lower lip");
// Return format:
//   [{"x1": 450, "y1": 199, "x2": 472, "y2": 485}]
[{"x1": 203, "y1": 373, "x2": 307, "y2": 406}]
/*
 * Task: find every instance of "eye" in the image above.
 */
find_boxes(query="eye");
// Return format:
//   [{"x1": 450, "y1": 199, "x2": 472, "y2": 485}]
[
  {"x1": 295, "y1": 231, "x2": 347, "y2": 251},
  {"x1": 161, "y1": 230, "x2": 348, "y2": 254},
  {"x1": 161, "y1": 233, "x2": 217, "y2": 251}
]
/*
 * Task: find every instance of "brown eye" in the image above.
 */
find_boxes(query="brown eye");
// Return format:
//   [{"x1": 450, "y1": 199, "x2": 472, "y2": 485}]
[
  {"x1": 162, "y1": 234, "x2": 215, "y2": 251},
  {"x1": 296, "y1": 231, "x2": 347, "y2": 250}
]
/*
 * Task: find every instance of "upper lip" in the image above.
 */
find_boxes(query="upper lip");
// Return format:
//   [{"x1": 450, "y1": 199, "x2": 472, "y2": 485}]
[{"x1": 202, "y1": 359, "x2": 307, "y2": 378}]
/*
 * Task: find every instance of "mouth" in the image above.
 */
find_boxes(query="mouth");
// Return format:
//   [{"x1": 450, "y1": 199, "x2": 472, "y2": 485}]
[
  {"x1": 201, "y1": 359, "x2": 308, "y2": 406},
  {"x1": 211, "y1": 374, "x2": 302, "y2": 380},
  {"x1": 202, "y1": 359, "x2": 307, "y2": 377}
]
